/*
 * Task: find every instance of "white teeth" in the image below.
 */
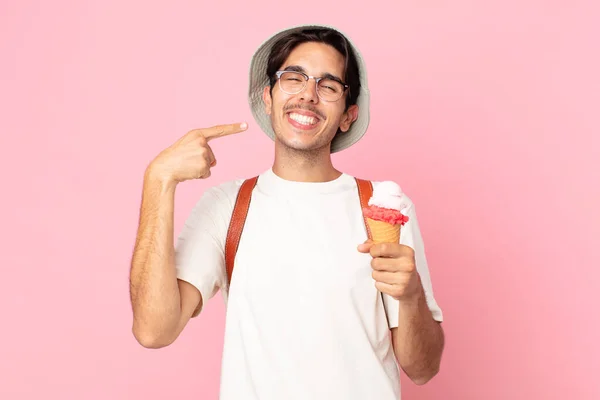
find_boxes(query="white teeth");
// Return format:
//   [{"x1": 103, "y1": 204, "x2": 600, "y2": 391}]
[{"x1": 289, "y1": 113, "x2": 317, "y2": 126}]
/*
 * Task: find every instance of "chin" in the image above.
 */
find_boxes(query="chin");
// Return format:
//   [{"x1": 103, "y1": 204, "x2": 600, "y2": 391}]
[
  {"x1": 276, "y1": 137, "x2": 318, "y2": 151},
  {"x1": 276, "y1": 130, "x2": 331, "y2": 152}
]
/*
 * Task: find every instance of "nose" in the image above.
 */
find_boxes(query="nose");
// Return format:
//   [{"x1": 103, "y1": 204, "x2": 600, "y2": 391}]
[{"x1": 299, "y1": 78, "x2": 319, "y2": 103}]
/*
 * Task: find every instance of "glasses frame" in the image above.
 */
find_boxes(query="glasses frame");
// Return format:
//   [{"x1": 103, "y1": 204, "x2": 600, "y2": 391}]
[{"x1": 274, "y1": 70, "x2": 349, "y2": 102}]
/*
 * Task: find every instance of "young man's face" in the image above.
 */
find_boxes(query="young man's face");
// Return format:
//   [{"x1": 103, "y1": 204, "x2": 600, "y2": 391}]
[{"x1": 263, "y1": 41, "x2": 358, "y2": 153}]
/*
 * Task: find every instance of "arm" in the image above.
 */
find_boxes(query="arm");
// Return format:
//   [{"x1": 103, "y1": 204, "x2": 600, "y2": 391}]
[
  {"x1": 129, "y1": 122, "x2": 247, "y2": 348},
  {"x1": 391, "y1": 280, "x2": 445, "y2": 385},
  {"x1": 358, "y1": 241, "x2": 445, "y2": 385},
  {"x1": 129, "y1": 170, "x2": 201, "y2": 348}
]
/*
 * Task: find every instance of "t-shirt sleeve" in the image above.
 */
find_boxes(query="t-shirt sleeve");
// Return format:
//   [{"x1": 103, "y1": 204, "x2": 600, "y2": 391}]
[
  {"x1": 174, "y1": 182, "x2": 239, "y2": 316},
  {"x1": 382, "y1": 197, "x2": 444, "y2": 328}
]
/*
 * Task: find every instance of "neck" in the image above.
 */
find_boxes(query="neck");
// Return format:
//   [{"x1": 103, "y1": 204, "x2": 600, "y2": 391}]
[{"x1": 272, "y1": 141, "x2": 342, "y2": 182}]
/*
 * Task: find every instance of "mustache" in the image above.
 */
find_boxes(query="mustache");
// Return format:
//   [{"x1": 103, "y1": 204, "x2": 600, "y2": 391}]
[{"x1": 283, "y1": 104, "x2": 326, "y2": 120}]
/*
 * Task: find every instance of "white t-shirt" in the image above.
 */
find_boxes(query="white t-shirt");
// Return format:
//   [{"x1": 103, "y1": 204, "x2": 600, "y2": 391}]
[{"x1": 175, "y1": 168, "x2": 443, "y2": 400}]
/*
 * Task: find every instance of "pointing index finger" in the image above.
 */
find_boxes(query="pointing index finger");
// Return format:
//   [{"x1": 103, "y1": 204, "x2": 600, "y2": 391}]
[{"x1": 202, "y1": 122, "x2": 248, "y2": 140}]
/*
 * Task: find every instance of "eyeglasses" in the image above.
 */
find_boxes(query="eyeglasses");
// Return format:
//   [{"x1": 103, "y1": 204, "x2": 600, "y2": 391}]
[{"x1": 274, "y1": 70, "x2": 349, "y2": 102}]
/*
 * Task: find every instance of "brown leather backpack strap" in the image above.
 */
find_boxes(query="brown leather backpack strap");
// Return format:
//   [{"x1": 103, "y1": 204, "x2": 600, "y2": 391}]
[
  {"x1": 225, "y1": 176, "x2": 258, "y2": 284},
  {"x1": 355, "y1": 178, "x2": 374, "y2": 240}
]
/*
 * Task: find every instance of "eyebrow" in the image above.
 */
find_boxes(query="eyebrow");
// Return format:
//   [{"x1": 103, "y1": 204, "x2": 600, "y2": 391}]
[{"x1": 283, "y1": 65, "x2": 345, "y2": 85}]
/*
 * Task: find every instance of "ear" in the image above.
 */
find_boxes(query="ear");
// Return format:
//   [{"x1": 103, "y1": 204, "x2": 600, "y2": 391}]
[
  {"x1": 339, "y1": 104, "x2": 359, "y2": 132},
  {"x1": 263, "y1": 86, "x2": 272, "y2": 115}
]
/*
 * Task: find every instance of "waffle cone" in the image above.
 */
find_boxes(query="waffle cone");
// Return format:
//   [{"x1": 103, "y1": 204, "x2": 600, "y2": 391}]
[{"x1": 366, "y1": 218, "x2": 401, "y2": 244}]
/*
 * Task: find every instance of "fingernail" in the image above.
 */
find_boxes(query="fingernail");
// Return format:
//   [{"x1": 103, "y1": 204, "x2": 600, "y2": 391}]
[{"x1": 240, "y1": 122, "x2": 248, "y2": 129}]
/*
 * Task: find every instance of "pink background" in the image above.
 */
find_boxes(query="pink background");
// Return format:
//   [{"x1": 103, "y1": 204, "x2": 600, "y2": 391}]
[{"x1": 1, "y1": 1, "x2": 599, "y2": 399}]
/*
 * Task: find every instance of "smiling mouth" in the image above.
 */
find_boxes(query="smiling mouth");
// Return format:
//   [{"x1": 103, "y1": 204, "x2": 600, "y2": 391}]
[{"x1": 288, "y1": 112, "x2": 319, "y2": 127}]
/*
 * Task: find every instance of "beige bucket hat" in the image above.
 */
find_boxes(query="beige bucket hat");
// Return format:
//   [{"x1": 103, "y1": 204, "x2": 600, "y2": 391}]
[{"x1": 247, "y1": 23, "x2": 370, "y2": 153}]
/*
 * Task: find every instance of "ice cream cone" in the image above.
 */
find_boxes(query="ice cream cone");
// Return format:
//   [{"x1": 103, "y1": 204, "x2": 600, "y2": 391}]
[
  {"x1": 362, "y1": 181, "x2": 410, "y2": 244},
  {"x1": 366, "y1": 217, "x2": 401, "y2": 244}
]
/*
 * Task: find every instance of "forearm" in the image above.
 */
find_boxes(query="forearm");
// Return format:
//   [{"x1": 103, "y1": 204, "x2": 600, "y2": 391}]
[
  {"x1": 393, "y1": 281, "x2": 444, "y2": 385},
  {"x1": 130, "y1": 169, "x2": 181, "y2": 345}
]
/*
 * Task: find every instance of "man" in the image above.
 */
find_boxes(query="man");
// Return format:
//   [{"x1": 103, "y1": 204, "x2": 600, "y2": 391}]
[{"x1": 130, "y1": 24, "x2": 444, "y2": 399}]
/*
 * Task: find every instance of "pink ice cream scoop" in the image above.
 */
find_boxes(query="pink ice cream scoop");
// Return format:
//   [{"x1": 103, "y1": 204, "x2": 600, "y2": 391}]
[{"x1": 362, "y1": 181, "x2": 410, "y2": 225}]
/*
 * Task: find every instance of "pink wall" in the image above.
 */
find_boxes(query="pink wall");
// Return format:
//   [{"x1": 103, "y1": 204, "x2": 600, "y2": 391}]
[{"x1": 1, "y1": 1, "x2": 598, "y2": 399}]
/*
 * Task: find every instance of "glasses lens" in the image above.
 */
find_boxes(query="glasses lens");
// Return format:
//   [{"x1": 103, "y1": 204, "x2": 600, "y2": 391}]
[
  {"x1": 279, "y1": 72, "x2": 306, "y2": 94},
  {"x1": 317, "y1": 79, "x2": 345, "y2": 101}
]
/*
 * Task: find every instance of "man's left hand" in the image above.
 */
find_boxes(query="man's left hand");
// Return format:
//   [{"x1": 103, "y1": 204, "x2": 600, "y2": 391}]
[{"x1": 357, "y1": 241, "x2": 423, "y2": 302}]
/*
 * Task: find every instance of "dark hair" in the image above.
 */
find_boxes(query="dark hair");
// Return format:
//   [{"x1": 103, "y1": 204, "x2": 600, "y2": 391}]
[{"x1": 266, "y1": 28, "x2": 361, "y2": 111}]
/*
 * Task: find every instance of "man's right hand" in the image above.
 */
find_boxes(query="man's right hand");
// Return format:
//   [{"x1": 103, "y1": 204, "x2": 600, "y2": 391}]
[{"x1": 146, "y1": 122, "x2": 248, "y2": 184}]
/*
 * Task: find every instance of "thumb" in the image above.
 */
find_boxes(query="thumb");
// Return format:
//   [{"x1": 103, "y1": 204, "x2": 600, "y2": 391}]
[{"x1": 357, "y1": 239, "x2": 374, "y2": 253}]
